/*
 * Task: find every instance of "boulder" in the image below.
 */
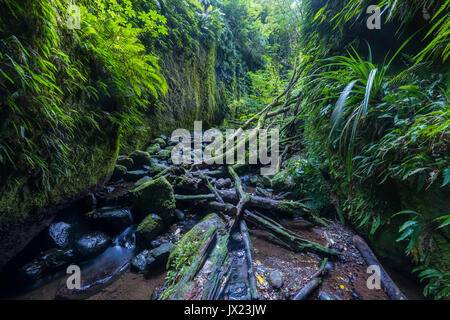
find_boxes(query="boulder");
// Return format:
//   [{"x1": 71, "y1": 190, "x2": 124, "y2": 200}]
[
  {"x1": 124, "y1": 170, "x2": 148, "y2": 182},
  {"x1": 157, "y1": 149, "x2": 171, "y2": 160},
  {"x1": 111, "y1": 165, "x2": 127, "y2": 182},
  {"x1": 49, "y1": 222, "x2": 71, "y2": 248},
  {"x1": 130, "y1": 150, "x2": 152, "y2": 168},
  {"x1": 117, "y1": 156, "x2": 134, "y2": 170},
  {"x1": 131, "y1": 242, "x2": 174, "y2": 273},
  {"x1": 131, "y1": 177, "x2": 176, "y2": 221},
  {"x1": 135, "y1": 214, "x2": 164, "y2": 247},
  {"x1": 134, "y1": 176, "x2": 152, "y2": 188},
  {"x1": 149, "y1": 162, "x2": 167, "y2": 176},
  {"x1": 74, "y1": 232, "x2": 111, "y2": 260},
  {"x1": 18, "y1": 249, "x2": 75, "y2": 282},
  {"x1": 152, "y1": 137, "x2": 167, "y2": 148},
  {"x1": 271, "y1": 170, "x2": 295, "y2": 191},
  {"x1": 146, "y1": 144, "x2": 161, "y2": 155},
  {"x1": 85, "y1": 208, "x2": 132, "y2": 232},
  {"x1": 174, "y1": 209, "x2": 185, "y2": 221}
]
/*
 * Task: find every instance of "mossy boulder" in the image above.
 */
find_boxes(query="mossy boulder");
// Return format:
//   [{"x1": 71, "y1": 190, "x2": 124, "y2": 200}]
[
  {"x1": 131, "y1": 177, "x2": 176, "y2": 221},
  {"x1": 135, "y1": 214, "x2": 164, "y2": 247},
  {"x1": 152, "y1": 138, "x2": 167, "y2": 148},
  {"x1": 130, "y1": 150, "x2": 152, "y2": 168},
  {"x1": 146, "y1": 144, "x2": 161, "y2": 155},
  {"x1": 149, "y1": 162, "x2": 168, "y2": 176},
  {"x1": 271, "y1": 170, "x2": 295, "y2": 191},
  {"x1": 157, "y1": 149, "x2": 172, "y2": 160},
  {"x1": 116, "y1": 156, "x2": 134, "y2": 170},
  {"x1": 111, "y1": 165, "x2": 127, "y2": 182}
]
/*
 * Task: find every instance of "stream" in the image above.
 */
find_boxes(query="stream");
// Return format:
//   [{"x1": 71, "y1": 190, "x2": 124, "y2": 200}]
[{"x1": 0, "y1": 136, "x2": 426, "y2": 300}]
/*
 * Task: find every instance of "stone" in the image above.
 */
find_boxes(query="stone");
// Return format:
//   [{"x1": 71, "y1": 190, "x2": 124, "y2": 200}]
[
  {"x1": 149, "y1": 162, "x2": 167, "y2": 176},
  {"x1": 135, "y1": 214, "x2": 164, "y2": 247},
  {"x1": 146, "y1": 144, "x2": 161, "y2": 155},
  {"x1": 117, "y1": 156, "x2": 134, "y2": 170},
  {"x1": 157, "y1": 149, "x2": 171, "y2": 160},
  {"x1": 131, "y1": 177, "x2": 176, "y2": 221},
  {"x1": 19, "y1": 249, "x2": 75, "y2": 282},
  {"x1": 49, "y1": 222, "x2": 71, "y2": 248},
  {"x1": 152, "y1": 137, "x2": 166, "y2": 148},
  {"x1": 134, "y1": 176, "x2": 152, "y2": 187},
  {"x1": 131, "y1": 242, "x2": 174, "y2": 273},
  {"x1": 130, "y1": 150, "x2": 152, "y2": 168},
  {"x1": 268, "y1": 270, "x2": 284, "y2": 289},
  {"x1": 111, "y1": 165, "x2": 127, "y2": 181},
  {"x1": 74, "y1": 232, "x2": 111, "y2": 260},
  {"x1": 85, "y1": 208, "x2": 132, "y2": 232},
  {"x1": 124, "y1": 170, "x2": 148, "y2": 182},
  {"x1": 271, "y1": 170, "x2": 295, "y2": 191}
]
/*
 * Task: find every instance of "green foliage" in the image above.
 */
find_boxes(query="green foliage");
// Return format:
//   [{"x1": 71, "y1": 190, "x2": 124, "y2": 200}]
[{"x1": 0, "y1": 0, "x2": 167, "y2": 193}]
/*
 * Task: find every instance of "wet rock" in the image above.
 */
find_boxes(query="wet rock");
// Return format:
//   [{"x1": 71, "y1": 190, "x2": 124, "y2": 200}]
[
  {"x1": 135, "y1": 214, "x2": 164, "y2": 247},
  {"x1": 74, "y1": 232, "x2": 111, "y2": 260},
  {"x1": 149, "y1": 162, "x2": 167, "y2": 176},
  {"x1": 135, "y1": 176, "x2": 152, "y2": 187},
  {"x1": 131, "y1": 177, "x2": 176, "y2": 221},
  {"x1": 174, "y1": 209, "x2": 185, "y2": 221},
  {"x1": 130, "y1": 150, "x2": 152, "y2": 168},
  {"x1": 271, "y1": 170, "x2": 295, "y2": 191},
  {"x1": 111, "y1": 165, "x2": 127, "y2": 181},
  {"x1": 49, "y1": 222, "x2": 71, "y2": 248},
  {"x1": 152, "y1": 137, "x2": 166, "y2": 148},
  {"x1": 124, "y1": 170, "x2": 148, "y2": 182},
  {"x1": 117, "y1": 156, "x2": 134, "y2": 170},
  {"x1": 268, "y1": 270, "x2": 284, "y2": 289},
  {"x1": 157, "y1": 149, "x2": 171, "y2": 160},
  {"x1": 131, "y1": 242, "x2": 174, "y2": 273},
  {"x1": 85, "y1": 208, "x2": 132, "y2": 232},
  {"x1": 249, "y1": 175, "x2": 259, "y2": 186},
  {"x1": 18, "y1": 249, "x2": 75, "y2": 282},
  {"x1": 146, "y1": 144, "x2": 161, "y2": 155}
]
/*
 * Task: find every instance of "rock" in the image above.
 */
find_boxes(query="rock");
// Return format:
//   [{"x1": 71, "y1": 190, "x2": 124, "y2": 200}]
[
  {"x1": 111, "y1": 165, "x2": 127, "y2": 182},
  {"x1": 134, "y1": 176, "x2": 152, "y2": 187},
  {"x1": 159, "y1": 134, "x2": 167, "y2": 141},
  {"x1": 117, "y1": 156, "x2": 134, "y2": 170},
  {"x1": 135, "y1": 214, "x2": 164, "y2": 247},
  {"x1": 149, "y1": 162, "x2": 167, "y2": 176},
  {"x1": 271, "y1": 170, "x2": 295, "y2": 191},
  {"x1": 18, "y1": 249, "x2": 75, "y2": 282},
  {"x1": 131, "y1": 242, "x2": 174, "y2": 273},
  {"x1": 74, "y1": 232, "x2": 111, "y2": 260},
  {"x1": 146, "y1": 144, "x2": 161, "y2": 155},
  {"x1": 268, "y1": 270, "x2": 284, "y2": 289},
  {"x1": 249, "y1": 175, "x2": 259, "y2": 186},
  {"x1": 85, "y1": 208, "x2": 132, "y2": 232},
  {"x1": 124, "y1": 170, "x2": 148, "y2": 182},
  {"x1": 49, "y1": 222, "x2": 71, "y2": 248},
  {"x1": 130, "y1": 150, "x2": 152, "y2": 168},
  {"x1": 131, "y1": 177, "x2": 176, "y2": 221},
  {"x1": 157, "y1": 149, "x2": 171, "y2": 160},
  {"x1": 131, "y1": 250, "x2": 155, "y2": 273},
  {"x1": 174, "y1": 209, "x2": 185, "y2": 221},
  {"x1": 152, "y1": 137, "x2": 167, "y2": 148}
]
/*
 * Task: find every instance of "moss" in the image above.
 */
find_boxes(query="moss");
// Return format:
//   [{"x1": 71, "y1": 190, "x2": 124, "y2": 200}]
[
  {"x1": 161, "y1": 213, "x2": 226, "y2": 300},
  {"x1": 271, "y1": 170, "x2": 295, "y2": 191},
  {"x1": 152, "y1": 138, "x2": 166, "y2": 147},
  {"x1": 135, "y1": 214, "x2": 164, "y2": 246},
  {"x1": 131, "y1": 177, "x2": 176, "y2": 221}
]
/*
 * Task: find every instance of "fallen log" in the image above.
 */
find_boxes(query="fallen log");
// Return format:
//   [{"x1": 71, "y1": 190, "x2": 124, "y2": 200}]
[
  {"x1": 353, "y1": 235, "x2": 407, "y2": 300},
  {"x1": 241, "y1": 220, "x2": 258, "y2": 300},
  {"x1": 228, "y1": 166, "x2": 250, "y2": 221},
  {"x1": 244, "y1": 210, "x2": 340, "y2": 257},
  {"x1": 292, "y1": 258, "x2": 329, "y2": 300}
]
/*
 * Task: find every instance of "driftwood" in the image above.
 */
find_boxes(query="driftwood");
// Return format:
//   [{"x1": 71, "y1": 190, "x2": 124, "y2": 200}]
[
  {"x1": 353, "y1": 235, "x2": 407, "y2": 300},
  {"x1": 241, "y1": 220, "x2": 258, "y2": 300},
  {"x1": 244, "y1": 210, "x2": 340, "y2": 257},
  {"x1": 292, "y1": 258, "x2": 329, "y2": 300}
]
